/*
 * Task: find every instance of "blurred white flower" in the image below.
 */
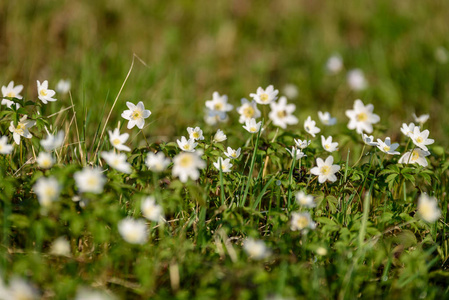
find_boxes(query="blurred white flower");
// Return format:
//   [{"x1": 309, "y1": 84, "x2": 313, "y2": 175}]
[
  {"x1": 172, "y1": 151, "x2": 206, "y2": 183},
  {"x1": 3, "y1": 277, "x2": 39, "y2": 300},
  {"x1": 417, "y1": 194, "x2": 441, "y2": 223},
  {"x1": 37, "y1": 80, "x2": 57, "y2": 104},
  {"x1": 295, "y1": 191, "x2": 315, "y2": 208},
  {"x1": 435, "y1": 46, "x2": 448, "y2": 64},
  {"x1": 282, "y1": 83, "x2": 299, "y2": 99},
  {"x1": 316, "y1": 247, "x2": 328, "y2": 256},
  {"x1": 243, "y1": 238, "x2": 271, "y2": 260},
  {"x1": 50, "y1": 236, "x2": 71, "y2": 256},
  {"x1": 347, "y1": 69, "x2": 367, "y2": 91},
  {"x1": 213, "y1": 157, "x2": 233, "y2": 173},
  {"x1": 224, "y1": 147, "x2": 241, "y2": 159},
  {"x1": 205, "y1": 92, "x2": 233, "y2": 114},
  {"x1": 376, "y1": 137, "x2": 400, "y2": 155},
  {"x1": 326, "y1": 54, "x2": 343, "y2": 74},
  {"x1": 118, "y1": 218, "x2": 148, "y2": 244},
  {"x1": 236, "y1": 98, "x2": 261, "y2": 124},
  {"x1": 141, "y1": 196, "x2": 164, "y2": 222},
  {"x1": 36, "y1": 152, "x2": 55, "y2": 169},
  {"x1": 213, "y1": 129, "x2": 227, "y2": 142},
  {"x1": 318, "y1": 111, "x2": 337, "y2": 126},
  {"x1": 310, "y1": 156, "x2": 340, "y2": 183},
  {"x1": 9, "y1": 115, "x2": 36, "y2": 144},
  {"x1": 187, "y1": 126, "x2": 204, "y2": 141},
  {"x1": 74, "y1": 167, "x2": 106, "y2": 194},
  {"x1": 400, "y1": 122, "x2": 417, "y2": 138},
  {"x1": 33, "y1": 176, "x2": 61, "y2": 208},
  {"x1": 294, "y1": 138, "x2": 311, "y2": 149},
  {"x1": 362, "y1": 134, "x2": 378, "y2": 146},
  {"x1": 398, "y1": 148, "x2": 430, "y2": 167},
  {"x1": 321, "y1": 136, "x2": 339, "y2": 152},
  {"x1": 108, "y1": 128, "x2": 131, "y2": 152},
  {"x1": 345, "y1": 99, "x2": 380, "y2": 134},
  {"x1": 204, "y1": 109, "x2": 229, "y2": 125},
  {"x1": 304, "y1": 116, "x2": 320, "y2": 137},
  {"x1": 146, "y1": 152, "x2": 170, "y2": 172},
  {"x1": 250, "y1": 85, "x2": 279, "y2": 105},
  {"x1": 101, "y1": 151, "x2": 132, "y2": 174},
  {"x1": 286, "y1": 146, "x2": 306, "y2": 160},
  {"x1": 1, "y1": 81, "x2": 23, "y2": 109},
  {"x1": 0, "y1": 136, "x2": 13, "y2": 154},
  {"x1": 290, "y1": 211, "x2": 316, "y2": 231},
  {"x1": 75, "y1": 287, "x2": 116, "y2": 300},
  {"x1": 412, "y1": 113, "x2": 429, "y2": 125},
  {"x1": 268, "y1": 96, "x2": 298, "y2": 129},
  {"x1": 243, "y1": 118, "x2": 262, "y2": 134},
  {"x1": 410, "y1": 127, "x2": 434, "y2": 151},
  {"x1": 41, "y1": 130, "x2": 64, "y2": 151},
  {"x1": 177, "y1": 136, "x2": 198, "y2": 152},
  {"x1": 121, "y1": 101, "x2": 151, "y2": 129},
  {"x1": 56, "y1": 79, "x2": 71, "y2": 94}
]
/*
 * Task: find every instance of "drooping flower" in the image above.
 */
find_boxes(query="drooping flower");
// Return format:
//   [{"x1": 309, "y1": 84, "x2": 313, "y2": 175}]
[
  {"x1": 108, "y1": 128, "x2": 131, "y2": 152},
  {"x1": 412, "y1": 113, "x2": 429, "y2": 125},
  {"x1": 224, "y1": 147, "x2": 241, "y2": 159},
  {"x1": 310, "y1": 156, "x2": 340, "y2": 183},
  {"x1": 36, "y1": 152, "x2": 55, "y2": 169},
  {"x1": 286, "y1": 147, "x2": 306, "y2": 160},
  {"x1": 101, "y1": 151, "x2": 132, "y2": 174},
  {"x1": 141, "y1": 196, "x2": 164, "y2": 222},
  {"x1": 41, "y1": 130, "x2": 64, "y2": 151},
  {"x1": 345, "y1": 99, "x2": 380, "y2": 134},
  {"x1": 177, "y1": 136, "x2": 198, "y2": 152},
  {"x1": 118, "y1": 218, "x2": 148, "y2": 244},
  {"x1": 250, "y1": 85, "x2": 279, "y2": 105},
  {"x1": 236, "y1": 98, "x2": 261, "y2": 124},
  {"x1": 321, "y1": 136, "x2": 339, "y2": 152},
  {"x1": 295, "y1": 191, "x2": 315, "y2": 208},
  {"x1": 400, "y1": 123, "x2": 417, "y2": 138},
  {"x1": 376, "y1": 137, "x2": 400, "y2": 155},
  {"x1": 33, "y1": 176, "x2": 61, "y2": 208},
  {"x1": 243, "y1": 238, "x2": 271, "y2": 260},
  {"x1": 290, "y1": 211, "x2": 316, "y2": 232},
  {"x1": 398, "y1": 148, "x2": 430, "y2": 167},
  {"x1": 0, "y1": 136, "x2": 14, "y2": 154},
  {"x1": 268, "y1": 96, "x2": 298, "y2": 129},
  {"x1": 362, "y1": 134, "x2": 378, "y2": 146},
  {"x1": 187, "y1": 126, "x2": 204, "y2": 141},
  {"x1": 304, "y1": 116, "x2": 320, "y2": 137},
  {"x1": 146, "y1": 152, "x2": 170, "y2": 172},
  {"x1": 121, "y1": 101, "x2": 151, "y2": 129},
  {"x1": 347, "y1": 69, "x2": 367, "y2": 91},
  {"x1": 417, "y1": 194, "x2": 441, "y2": 223},
  {"x1": 172, "y1": 151, "x2": 206, "y2": 183},
  {"x1": 56, "y1": 79, "x2": 71, "y2": 94},
  {"x1": 37, "y1": 80, "x2": 57, "y2": 104},
  {"x1": 294, "y1": 138, "x2": 311, "y2": 149},
  {"x1": 2, "y1": 81, "x2": 23, "y2": 109},
  {"x1": 410, "y1": 127, "x2": 434, "y2": 151},
  {"x1": 213, "y1": 129, "x2": 227, "y2": 142},
  {"x1": 9, "y1": 115, "x2": 36, "y2": 144},
  {"x1": 205, "y1": 92, "x2": 233, "y2": 114},
  {"x1": 318, "y1": 111, "x2": 337, "y2": 126},
  {"x1": 74, "y1": 167, "x2": 106, "y2": 194},
  {"x1": 326, "y1": 54, "x2": 343, "y2": 74},
  {"x1": 243, "y1": 118, "x2": 262, "y2": 133},
  {"x1": 282, "y1": 84, "x2": 299, "y2": 99},
  {"x1": 213, "y1": 157, "x2": 233, "y2": 173}
]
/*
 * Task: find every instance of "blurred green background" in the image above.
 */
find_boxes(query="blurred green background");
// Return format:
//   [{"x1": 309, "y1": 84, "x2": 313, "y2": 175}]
[{"x1": 1, "y1": 0, "x2": 448, "y2": 143}]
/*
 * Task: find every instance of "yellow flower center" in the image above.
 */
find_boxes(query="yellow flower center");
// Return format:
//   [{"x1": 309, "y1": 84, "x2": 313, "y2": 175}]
[
  {"x1": 383, "y1": 145, "x2": 390, "y2": 152},
  {"x1": 320, "y1": 165, "x2": 330, "y2": 175},
  {"x1": 243, "y1": 106, "x2": 254, "y2": 118},
  {"x1": 179, "y1": 155, "x2": 193, "y2": 167},
  {"x1": 416, "y1": 137, "x2": 423, "y2": 143},
  {"x1": 0, "y1": 145, "x2": 3, "y2": 151},
  {"x1": 325, "y1": 144, "x2": 330, "y2": 150},
  {"x1": 214, "y1": 103, "x2": 223, "y2": 110},
  {"x1": 15, "y1": 123, "x2": 26, "y2": 135},
  {"x1": 295, "y1": 216, "x2": 309, "y2": 229},
  {"x1": 40, "y1": 89, "x2": 48, "y2": 97},
  {"x1": 183, "y1": 144, "x2": 191, "y2": 151},
  {"x1": 231, "y1": 152, "x2": 237, "y2": 158},
  {"x1": 277, "y1": 110, "x2": 287, "y2": 118},
  {"x1": 411, "y1": 150, "x2": 419, "y2": 161},
  {"x1": 356, "y1": 112, "x2": 368, "y2": 122},
  {"x1": 113, "y1": 138, "x2": 121, "y2": 145},
  {"x1": 40, "y1": 158, "x2": 52, "y2": 168},
  {"x1": 260, "y1": 93, "x2": 269, "y2": 102},
  {"x1": 250, "y1": 126, "x2": 257, "y2": 132},
  {"x1": 131, "y1": 110, "x2": 142, "y2": 120},
  {"x1": 6, "y1": 92, "x2": 15, "y2": 97},
  {"x1": 87, "y1": 176, "x2": 99, "y2": 187},
  {"x1": 44, "y1": 186, "x2": 57, "y2": 199},
  {"x1": 192, "y1": 132, "x2": 200, "y2": 139}
]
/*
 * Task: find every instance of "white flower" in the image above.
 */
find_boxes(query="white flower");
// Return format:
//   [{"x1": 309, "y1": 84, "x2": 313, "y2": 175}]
[
  {"x1": 177, "y1": 136, "x2": 198, "y2": 152},
  {"x1": 295, "y1": 191, "x2": 315, "y2": 208},
  {"x1": 362, "y1": 134, "x2": 378, "y2": 146},
  {"x1": 213, "y1": 157, "x2": 233, "y2": 173},
  {"x1": 290, "y1": 211, "x2": 316, "y2": 231},
  {"x1": 243, "y1": 238, "x2": 271, "y2": 260},
  {"x1": 282, "y1": 84, "x2": 299, "y2": 99},
  {"x1": 400, "y1": 122, "x2": 417, "y2": 137},
  {"x1": 294, "y1": 138, "x2": 311, "y2": 149},
  {"x1": 310, "y1": 156, "x2": 340, "y2": 183},
  {"x1": 236, "y1": 98, "x2": 261, "y2": 124},
  {"x1": 345, "y1": 99, "x2": 380, "y2": 134},
  {"x1": 243, "y1": 118, "x2": 262, "y2": 133},
  {"x1": 108, "y1": 128, "x2": 131, "y2": 152},
  {"x1": 417, "y1": 194, "x2": 441, "y2": 223},
  {"x1": 37, "y1": 80, "x2": 57, "y2": 104},
  {"x1": 187, "y1": 126, "x2": 204, "y2": 141},
  {"x1": 118, "y1": 218, "x2": 148, "y2": 244},
  {"x1": 2, "y1": 81, "x2": 23, "y2": 109},
  {"x1": 146, "y1": 152, "x2": 170, "y2": 172},
  {"x1": 101, "y1": 151, "x2": 132, "y2": 174},
  {"x1": 316, "y1": 247, "x2": 328, "y2": 256},
  {"x1": 56, "y1": 79, "x2": 71, "y2": 94},
  {"x1": 141, "y1": 196, "x2": 164, "y2": 222},
  {"x1": 435, "y1": 46, "x2": 448, "y2": 64},
  {"x1": 318, "y1": 111, "x2": 337, "y2": 126},
  {"x1": 75, "y1": 287, "x2": 116, "y2": 300},
  {"x1": 74, "y1": 167, "x2": 106, "y2": 194},
  {"x1": 321, "y1": 136, "x2": 339, "y2": 152},
  {"x1": 9, "y1": 115, "x2": 36, "y2": 144},
  {"x1": 204, "y1": 109, "x2": 228, "y2": 125},
  {"x1": 304, "y1": 116, "x2": 320, "y2": 137},
  {"x1": 3, "y1": 277, "x2": 39, "y2": 300},
  {"x1": 268, "y1": 96, "x2": 298, "y2": 129},
  {"x1": 33, "y1": 176, "x2": 61, "y2": 208},
  {"x1": 213, "y1": 129, "x2": 227, "y2": 142},
  {"x1": 398, "y1": 149, "x2": 430, "y2": 167},
  {"x1": 41, "y1": 130, "x2": 64, "y2": 151},
  {"x1": 286, "y1": 147, "x2": 306, "y2": 160},
  {"x1": 410, "y1": 127, "x2": 434, "y2": 151},
  {"x1": 121, "y1": 101, "x2": 151, "y2": 129},
  {"x1": 172, "y1": 151, "x2": 206, "y2": 183},
  {"x1": 0, "y1": 136, "x2": 13, "y2": 154},
  {"x1": 376, "y1": 137, "x2": 400, "y2": 155},
  {"x1": 326, "y1": 55, "x2": 343, "y2": 74},
  {"x1": 250, "y1": 85, "x2": 279, "y2": 105},
  {"x1": 205, "y1": 92, "x2": 233, "y2": 113},
  {"x1": 412, "y1": 113, "x2": 429, "y2": 124},
  {"x1": 50, "y1": 236, "x2": 71, "y2": 256},
  {"x1": 224, "y1": 147, "x2": 241, "y2": 159},
  {"x1": 347, "y1": 69, "x2": 367, "y2": 91},
  {"x1": 36, "y1": 152, "x2": 55, "y2": 169}
]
